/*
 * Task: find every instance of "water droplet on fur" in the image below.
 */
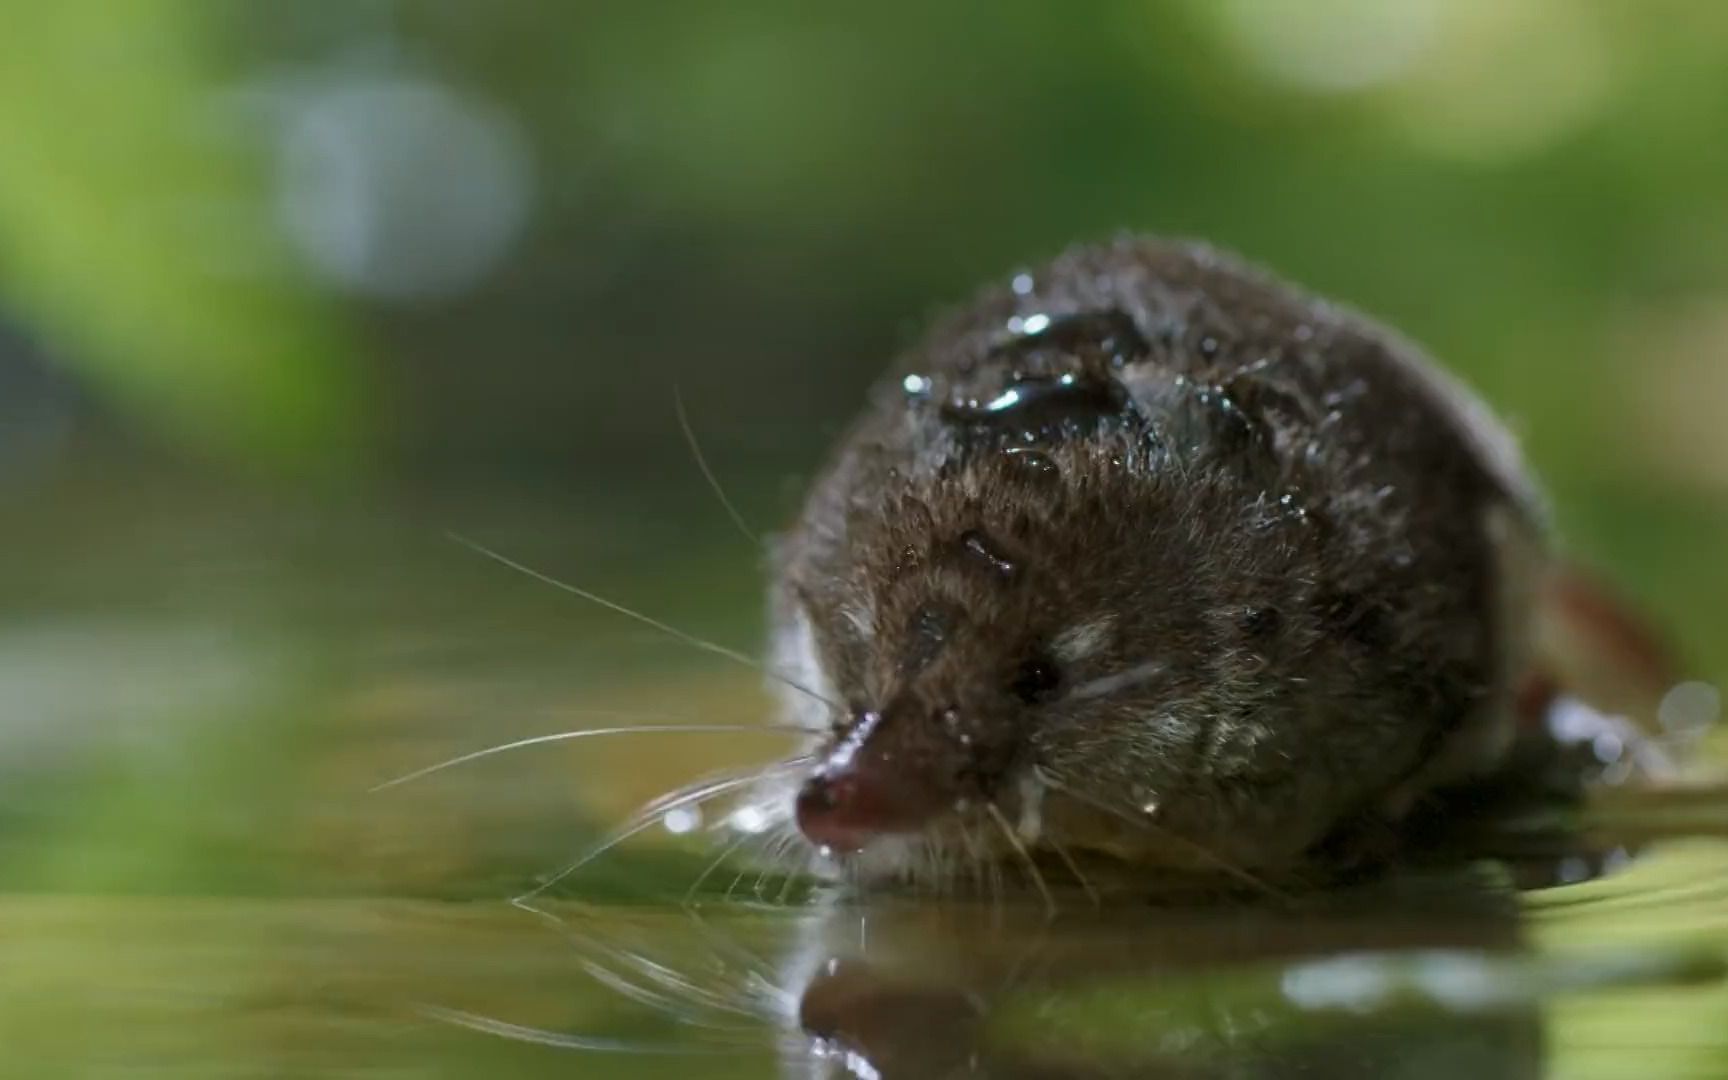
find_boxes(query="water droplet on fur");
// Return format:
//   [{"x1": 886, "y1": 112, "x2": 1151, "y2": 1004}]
[
  {"x1": 960, "y1": 529, "x2": 1016, "y2": 577},
  {"x1": 941, "y1": 372, "x2": 1132, "y2": 445},
  {"x1": 1002, "y1": 446, "x2": 1059, "y2": 479},
  {"x1": 989, "y1": 309, "x2": 1149, "y2": 368}
]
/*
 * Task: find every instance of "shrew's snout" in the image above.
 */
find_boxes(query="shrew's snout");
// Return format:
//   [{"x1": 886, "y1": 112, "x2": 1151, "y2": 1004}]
[
  {"x1": 795, "y1": 771, "x2": 886, "y2": 853},
  {"x1": 793, "y1": 709, "x2": 958, "y2": 853}
]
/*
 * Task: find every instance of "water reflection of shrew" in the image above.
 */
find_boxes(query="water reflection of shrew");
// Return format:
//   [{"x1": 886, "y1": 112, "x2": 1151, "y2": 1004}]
[{"x1": 779, "y1": 872, "x2": 1539, "y2": 1079}]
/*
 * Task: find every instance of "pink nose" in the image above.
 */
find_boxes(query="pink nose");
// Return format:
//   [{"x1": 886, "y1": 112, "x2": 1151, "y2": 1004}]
[
  {"x1": 795, "y1": 772, "x2": 880, "y2": 853},
  {"x1": 795, "y1": 759, "x2": 949, "y2": 853}
]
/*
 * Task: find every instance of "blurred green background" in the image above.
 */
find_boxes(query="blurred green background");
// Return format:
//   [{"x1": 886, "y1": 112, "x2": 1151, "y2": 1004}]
[
  {"x1": 1, "y1": 1, "x2": 1726, "y2": 1075},
  {"x1": 4, "y1": 1, "x2": 1726, "y2": 632}
]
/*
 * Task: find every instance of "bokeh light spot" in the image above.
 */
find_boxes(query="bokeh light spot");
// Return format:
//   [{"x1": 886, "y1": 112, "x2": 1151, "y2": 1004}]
[{"x1": 274, "y1": 74, "x2": 534, "y2": 301}]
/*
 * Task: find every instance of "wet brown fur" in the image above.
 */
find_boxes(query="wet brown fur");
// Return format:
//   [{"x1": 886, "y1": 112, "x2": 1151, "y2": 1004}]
[{"x1": 771, "y1": 235, "x2": 1545, "y2": 882}]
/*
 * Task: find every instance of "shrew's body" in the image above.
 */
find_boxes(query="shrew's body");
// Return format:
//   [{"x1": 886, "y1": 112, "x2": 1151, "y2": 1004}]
[{"x1": 770, "y1": 236, "x2": 1547, "y2": 883}]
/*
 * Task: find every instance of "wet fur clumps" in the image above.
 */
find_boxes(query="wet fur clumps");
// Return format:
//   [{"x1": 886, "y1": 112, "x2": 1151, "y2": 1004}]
[{"x1": 770, "y1": 235, "x2": 1544, "y2": 890}]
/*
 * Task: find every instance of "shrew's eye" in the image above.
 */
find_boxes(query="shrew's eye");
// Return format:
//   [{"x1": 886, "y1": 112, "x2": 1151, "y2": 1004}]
[{"x1": 1010, "y1": 656, "x2": 1062, "y2": 704}]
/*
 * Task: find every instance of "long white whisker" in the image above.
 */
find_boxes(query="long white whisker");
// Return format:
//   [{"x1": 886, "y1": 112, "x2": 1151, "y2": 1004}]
[
  {"x1": 415, "y1": 1003, "x2": 743, "y2": 1055},
  {"x1": 674, "y1": 384, "x2": 760, "y2": 547},
  {"x1": 752, "y1": 838, "x2": 787, "y2": 904},
  {"x1": 986, "y1": 803, "x2": 1057, "y2": 916},
  {"x1": 1039, "y1": 771, "x2": 1289, "y2": 900},
  {"x1": 955, "y1": 815, "x2": 985, "y2": 898},
  {"x1": 680, "y1": 832, "x2": 787, "y2": 990},
  {"x1": 1044, "y1": 832, "x2": 1101, "y2": 906},
  {"x1": 518, "y1": 889, "x2": 759, "y2": 1028},
  {"x1": 371, "y1": 723, "x2": 804, "y2": 793},
  {"x1": 773, "y1": 847, "x2": 811, "y2": 905},
  {"x1": 515, "y1": 758, "x2": 813, "y2": 907},
  {"x1": 722, "y1": 825, "x2": 784, "y2": 898},
  {"x1": 448, "y1": 533, "x2": 839, "y2": 711},
  {"x1": 683, "y1": 829, "x2": 759, "y2": 907},
  {"x1": 579, "y1": 935, "x2": 756, "y2": 1022},
  {"x1": 752, "y1": 829, "x2": 802, "y2": 905},
  {"x1": 569, "y1": 952, "x2": 698, "y2": 1019}
]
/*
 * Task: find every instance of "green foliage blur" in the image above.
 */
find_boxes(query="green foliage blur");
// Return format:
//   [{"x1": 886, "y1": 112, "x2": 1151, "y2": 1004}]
[
  {"x1": 3, "y1": 2, "x2": 1726, "y2": 618},
  {"x1": 0, "y1": 2, "x2": 368, "y2": 470}
]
